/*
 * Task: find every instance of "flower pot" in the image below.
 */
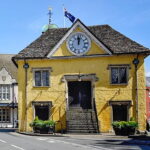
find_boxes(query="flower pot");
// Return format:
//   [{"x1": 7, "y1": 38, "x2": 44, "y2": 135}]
[
  {"x1": 113, "y1": 127, "x2": 136, "y2": 136},
  {"x1": 33, "y1": 127, "x2": 40, "y2": 133},
  {"x1": 39, "y1": 127, "x2": 50, "y2": 134}
]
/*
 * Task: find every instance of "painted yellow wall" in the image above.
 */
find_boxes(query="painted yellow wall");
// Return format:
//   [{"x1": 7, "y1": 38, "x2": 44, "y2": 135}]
[{"x1": 17, "y1": 54, "x2": 146, "y2": 132}]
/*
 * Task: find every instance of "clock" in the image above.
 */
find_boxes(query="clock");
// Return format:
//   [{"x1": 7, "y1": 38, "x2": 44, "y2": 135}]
[{"x1": 67, "y1": 32, "x2": 91, "y2": 55}]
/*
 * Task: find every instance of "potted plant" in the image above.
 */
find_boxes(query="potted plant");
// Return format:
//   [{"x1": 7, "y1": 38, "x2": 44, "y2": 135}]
[
  {"x1": 112, "y1": 120, "x2": 138, "y2": 136},
  {"x1": 30, "y1": 117, "x2": 55, "y2": 134}
]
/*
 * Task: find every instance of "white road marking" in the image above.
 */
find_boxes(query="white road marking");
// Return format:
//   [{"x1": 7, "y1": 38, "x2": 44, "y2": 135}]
[
  {"x1": 48, "y1": 140, "x2": 55, "y2": 143},
  {"x1": 37, "y1": 137, "x2": 48, "y2": 141},
  {"x1": 11, "y1": 144, "x2": 25, "y2": 150},
  {"x1": 45, "y1": 139, "x2": 113, "y2": 150},
  {"x1": 0, "y1": 139, "x2": 7, "y2": 143}
]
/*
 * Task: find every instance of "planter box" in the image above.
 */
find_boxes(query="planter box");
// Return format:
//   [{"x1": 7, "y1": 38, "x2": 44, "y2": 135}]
[
  {"x1": 33, "y1": 126, "x2": 54, "y2": 134},
  {"x1": 113, "y1": 127, "x2": 135, "y2": 136}
]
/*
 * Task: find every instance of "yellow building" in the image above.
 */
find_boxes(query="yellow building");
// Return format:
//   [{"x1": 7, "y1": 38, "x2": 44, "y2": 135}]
[{"x1": 12, "y1": 19, "x2": 150, "y2": 133}]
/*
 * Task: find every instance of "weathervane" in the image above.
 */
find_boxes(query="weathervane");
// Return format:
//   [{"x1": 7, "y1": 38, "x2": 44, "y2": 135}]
[{"x1": 48, "y1": 7, "x2": 52, "y2": 25}]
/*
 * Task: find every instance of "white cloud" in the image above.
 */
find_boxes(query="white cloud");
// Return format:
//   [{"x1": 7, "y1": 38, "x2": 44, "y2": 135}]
[{"x1": 146, "y1": 71, "x2": 150, "y2": 77}]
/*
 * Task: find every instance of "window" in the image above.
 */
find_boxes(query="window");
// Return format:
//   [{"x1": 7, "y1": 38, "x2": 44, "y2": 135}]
[
  {"x1": 0, "y1": 108, "x2": 10, "y2": 122},
  {"x1": 0, "y1": 85, "x2": 10, "y2": 100},
  {"x1": 34, "y1": 70, "x2": 49, "y2": 87},
  {"x1": 148, "y1": 92, "x2": 150, "y2": 97},
  {"x1": 112, "y1": 105, "x2": 128, "y2": 121},
  {"x1": 110, "y1": 67, "x2": 128, "y2": 84},
  {"x1": 35, "y1": 105, "x2": 49, "y2": 120}
]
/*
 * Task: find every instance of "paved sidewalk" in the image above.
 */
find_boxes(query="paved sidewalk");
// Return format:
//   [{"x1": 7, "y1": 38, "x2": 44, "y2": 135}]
[
  {"x1": 65, "y1": 133, "x2": 150, "y2": 145},
  {"x1": 18, "y1": 131, "x2": 150, "y2": 145}
]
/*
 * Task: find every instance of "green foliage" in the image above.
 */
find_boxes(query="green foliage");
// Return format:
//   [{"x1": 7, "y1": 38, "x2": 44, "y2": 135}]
[
  {"x1": 130, "y1": 117, "x2": 135, "y2": 121},
  {"x1": 112, "y1": 121, "x2": 138, "y2": 129},
  {"x1": 29, "y1": 116, "x2": 55, "y2": 129},
  {"x1": 112, "y1": 120, "x2": 138, "y2": 135}
]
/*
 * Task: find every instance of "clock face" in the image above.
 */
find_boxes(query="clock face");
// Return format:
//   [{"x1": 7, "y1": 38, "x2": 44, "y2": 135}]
[{"x1": 67, "y1": 32, "x2": 91, "y2": 55}]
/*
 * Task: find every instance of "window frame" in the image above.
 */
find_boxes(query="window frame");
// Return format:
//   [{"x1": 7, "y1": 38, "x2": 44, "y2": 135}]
[
  {"x1": 32, "y1": 68, "x2": 51, "y2": 87},
  {"x1": 0, "y1": 108, "x2": 10, "y2": 123},
  {"x1": 0, "y1": 85, "x2": 11, "y2": 101},
  {"x1": 108, "y1": 65, "x2": 130, "y2": 85}
]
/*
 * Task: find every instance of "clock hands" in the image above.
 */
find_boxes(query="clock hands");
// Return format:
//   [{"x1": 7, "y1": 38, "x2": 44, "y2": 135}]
[{"x1": 77, "y1": 35, "x2": 80, "y2": 45}]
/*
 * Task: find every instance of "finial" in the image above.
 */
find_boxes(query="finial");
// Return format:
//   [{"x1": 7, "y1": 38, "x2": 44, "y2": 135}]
[{"x1": 48, "y1": 7, "x2": 52, "y2": 25}]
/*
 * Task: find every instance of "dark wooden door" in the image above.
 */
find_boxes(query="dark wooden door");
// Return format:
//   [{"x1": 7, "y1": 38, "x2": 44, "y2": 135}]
[{"x1": 68, "y1": 81, "x2": 92, "y2": 109}]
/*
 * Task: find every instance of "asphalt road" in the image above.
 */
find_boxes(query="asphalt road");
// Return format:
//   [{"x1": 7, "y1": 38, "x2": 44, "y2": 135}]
[{"x1": 0, "y1": 132, "x2": 149, "y2": 150}]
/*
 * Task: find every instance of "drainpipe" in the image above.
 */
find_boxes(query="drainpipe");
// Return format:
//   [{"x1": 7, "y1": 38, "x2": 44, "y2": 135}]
[
  {"x1": 12, "y1": 83, "x2": 15, "y2": 128},
  {"x1": 132, "y1": 55, "x2": 139, "y2": 124},
  {"x1": 23, "y1": 60, "x2": 29, "y2": 132}
]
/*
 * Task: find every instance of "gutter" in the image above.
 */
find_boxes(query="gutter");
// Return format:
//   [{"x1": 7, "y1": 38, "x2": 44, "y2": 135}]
[
  {"x1": 12, "y1": 50, "x2": 150, "y2": 61},
  {"x1": 11, "y1": 57, "x2": 18, "y2": 68}
]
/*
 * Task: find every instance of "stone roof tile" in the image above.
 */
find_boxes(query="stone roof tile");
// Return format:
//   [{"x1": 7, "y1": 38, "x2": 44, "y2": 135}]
[{"x1": 13, "y1": 24, "x2": 150, "y2": 59}]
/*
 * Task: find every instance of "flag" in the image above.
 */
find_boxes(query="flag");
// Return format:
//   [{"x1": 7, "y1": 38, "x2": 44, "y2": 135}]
[{"x1": 64, "y1": 8, "x2": 76, "y2": 23}]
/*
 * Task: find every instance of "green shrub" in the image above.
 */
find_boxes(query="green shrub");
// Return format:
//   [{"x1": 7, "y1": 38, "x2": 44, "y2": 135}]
[
  {"x1": 130, "y1": 117, "x2": 135, "y2": 121},
  {"x1": 112, "y1": 121, "x2": 138, "y2": 129},
  {"x1": 29, "y1": 116, "x2": 55, "y2": 129},
  {"x1": 126, "y1": 121, "x2": 138, "y2": 129},
  {"x1": 112, "y1": 120, "x2": 138, "y2": 135}
]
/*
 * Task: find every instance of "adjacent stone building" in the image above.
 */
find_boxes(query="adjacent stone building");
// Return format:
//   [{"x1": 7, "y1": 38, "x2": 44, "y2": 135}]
[
  {"x1": 13, "y1": 19, "x2": 150, "y2": 133},
  {"x1": 0, "y1": 54, "x2": 18, "y2": 128}
]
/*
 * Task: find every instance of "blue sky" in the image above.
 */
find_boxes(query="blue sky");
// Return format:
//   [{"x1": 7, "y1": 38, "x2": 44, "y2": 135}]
[{"x1": 0, "y1": 0, "x2": 150, "y2": 75}]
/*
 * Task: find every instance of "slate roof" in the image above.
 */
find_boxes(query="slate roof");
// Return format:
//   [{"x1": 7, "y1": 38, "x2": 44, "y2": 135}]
[
  {"x1": 146, "y1": 77, "x2": 150, "y2": 87},
  {"x1": 0, "y1": 54, "x2": 18, "y2": 81},
  {"x1": 13, "y1": 20, "x2": 150, "y2": 59}
]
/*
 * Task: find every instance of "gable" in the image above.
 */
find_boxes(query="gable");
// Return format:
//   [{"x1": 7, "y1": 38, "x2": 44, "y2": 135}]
[
  {"x1": 52, "y1": 27, "x2": 108, "y2": 57},
  {"x1": 0, "y1": 67, "x2": 16, "y2": 84},
  {"x1": 47, "y1": 20, "x2": 112, "y2": 58}
]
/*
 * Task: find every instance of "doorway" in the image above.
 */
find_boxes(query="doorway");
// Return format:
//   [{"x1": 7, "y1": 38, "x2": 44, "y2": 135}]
[
  {"x1": 35, "y1": 105, "x2": 49, "y2": 120},
  {"x1": 68, "y1": 81, "x2": 92, "y2": 109},
  {"x1": 112, "y1": 105, "x2": 128, "y2": 121}
]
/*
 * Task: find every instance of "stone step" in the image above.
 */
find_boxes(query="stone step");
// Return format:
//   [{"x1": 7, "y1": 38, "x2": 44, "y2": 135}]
[
  {"x1": 67, "y1": 125, "x2": 98, "y2": 129},
  {"x1": 67, "y1": 108, "x2": 95, "y2": 113},
  {"x1": 67, "y1": 122, "x2": 98, "y2": 125},
  {"x1": 67, "y1": 129, "x2": 98, "y2": 133},
  {"x1": 67, "y1": 120, "x2": 97, "y2": 124},
  {"x1": 67, "y1": 111, "x2": 96, "y2": 115},
  {"x1": 66, "y1": 114, "x2": 96, "y2": 120},
  {"x1": 66, "y1": 108, "x2": 98, "y2": 133},
  {"x1": 67, "y1": 115, "x2": 97, "y2": 120}
]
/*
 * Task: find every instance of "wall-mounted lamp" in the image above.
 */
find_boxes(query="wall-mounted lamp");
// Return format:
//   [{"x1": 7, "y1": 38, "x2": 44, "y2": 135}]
[
  {"x1": 23, "y1": 63, "x2": 29, "y2": 69},
  {"x1": 132, "y1": 58, "x2": 139, "y2": 66}
]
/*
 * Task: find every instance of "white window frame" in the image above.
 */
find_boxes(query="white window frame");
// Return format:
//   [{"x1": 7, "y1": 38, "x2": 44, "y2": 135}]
[
  {"x1": 32, "y1": 68, "x2": 51, "y2": 87},
  {"x1": 0, "y1": 85, "x2": 11, "y2": 101}
]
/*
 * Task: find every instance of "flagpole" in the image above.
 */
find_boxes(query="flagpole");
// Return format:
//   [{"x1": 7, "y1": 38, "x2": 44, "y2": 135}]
[{"x1": 63, "y1": 4, "x2": 66, "y2": 28}]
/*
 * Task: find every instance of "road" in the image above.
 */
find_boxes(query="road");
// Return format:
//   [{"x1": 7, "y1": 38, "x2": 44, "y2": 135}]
[{"x1": 0, "y1": 132, "x2": 149, "y2": 150}]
